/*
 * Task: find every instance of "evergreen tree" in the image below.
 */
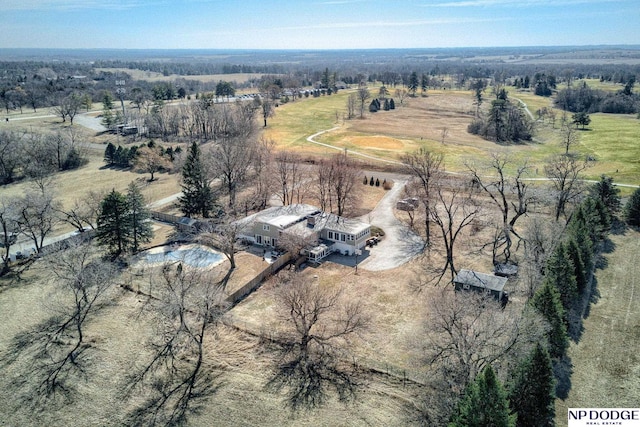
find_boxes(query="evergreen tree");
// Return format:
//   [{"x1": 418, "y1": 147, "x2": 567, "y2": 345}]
[
  {"x1": 567, "y1": 206, "x2": 594, "y2": 275},
  {"x1": 545, "y1": 242, "x2": 578, "y2": 312},
  {"x1": 408, "y1": 71, "x2": 419, "y2": 96},
  {"x1": 126, "y1": 182, "x2": 153, "y2": 252},
  {"x1": 531, "y1": 282, "x2": 568, "y2": 358},
  {"x1": 179, "y1": 142, "x2": 214, "y2": 218},
  {"x1": 449, "y1": 365, "x2": 516, "y2": 427},
  {"x1": 624, "y1": 187, "x2": 640, "y2": 226},
  {"x1": 566, "y1": 237, "x2": 588, "y2": 294},
  {"x1": 509, "y1": 344, "x2": 555, "y2": 427},
  {"x1": 104, "y1": 142, "x2": 116, "y2": 165},
  {"x1": 96, "y1": 190, "x2": 131, "y2": 256},
  {"x1": 589, "y1": 175, "x2": 621, "y2": 217}
]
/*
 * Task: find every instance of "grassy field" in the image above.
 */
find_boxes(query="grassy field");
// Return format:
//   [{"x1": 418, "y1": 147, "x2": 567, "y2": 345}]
[
  {"x1": 555, "y1": 228, "x2": 640, "y2": 426},
  {"x1": 266, "y1": 87, "x2": 640, "y2": 185}
]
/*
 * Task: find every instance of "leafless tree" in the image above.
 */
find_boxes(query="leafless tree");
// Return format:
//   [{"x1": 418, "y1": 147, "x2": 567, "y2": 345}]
[
  {"x1": 394, "y1": 88, "x2": 408, "y2": 106},
  {"x1": 124, "y1": 261, "x2": 228, "y2": 426},
  {"x1": 519, "y1": 216, "x2": 564, "y2": 299},
  {"x1": 559, "y1": 121, "x2": 579, "y2": 154},
  {"x1": 274, "y1": 151, "x2": 306, "y2": 206},
  {"x1": 51, "y1": 93, "x2": 82, "y2": 124},
  {"x1": 346, "y1": 93, "x2": 357, "y2": 119},
  {"x1": 197, "y1": 215, "x2": 243, "y2": 270},
  {"x1": 424, "y1": 289, "x2": 546, "y2": 395},
  {"x1": 57, "y1": 190, "x2": 105, "y2": 233},
  {"x1": 15, "y1": 187, "x2": 60, "y2": 253},
  {"x1": 208, "y1": 136, "x2": 256, "y2": 210},
  {"x1": 544, "y1": 153, "x2": 592, "y2": 221},
  {"x1": 402, "y1": 148, "x2": 444, "y2": 246},
  {"x1": 266, "y1": 271, "x2": 368, "y2": 411},
  {"x1": 317, "y1": 153, "x2": 361, "y2": 217},
  {"x1": 466, "y1": 153, "x2": 533, "y2": 264},
  {"x1": 135, "y1": 146, "x2": 171, "y2": 181},
  {"x1": 276, "y1": 228, "x2": 319, "y2": 266},
  {"x1": 440, "y1": 127, "x2": 449, "y2": 145},
  {"x1": 0, "y1": 197, "x2": 19, "y2": 273},
  {"x1": 430, "y1": 180, "x2": 481, "y2": 284},
  {"x1": 1, "y1": 244, "x2": 117, "y2": 404},
  {"x1": 247, "y1": 137, "x2": 275, "y2": 212},
  {"x1": 0, "y1": 129, "x2": 26, "y2": 185},
  {"x1": 356, "y1": 85, "x2": 370, "y2": 119},
  {"x1": 260, "y1": 97, "x2": 275, "y2": 127}
]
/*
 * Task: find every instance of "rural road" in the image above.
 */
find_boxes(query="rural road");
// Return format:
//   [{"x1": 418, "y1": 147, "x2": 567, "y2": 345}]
[{"x1": 359, "y1": 179, "x2": 424, "y2": 271}]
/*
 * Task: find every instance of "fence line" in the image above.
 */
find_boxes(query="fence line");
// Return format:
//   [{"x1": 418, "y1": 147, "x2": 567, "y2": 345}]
[{"x1": 227, "y1": 252, "x2": 292, "y2": 305}]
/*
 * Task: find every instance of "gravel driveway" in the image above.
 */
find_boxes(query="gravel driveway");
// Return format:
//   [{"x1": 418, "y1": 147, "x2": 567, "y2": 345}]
[{"x1": 359, "y1": 179, "x2": 424, "y2": 271}]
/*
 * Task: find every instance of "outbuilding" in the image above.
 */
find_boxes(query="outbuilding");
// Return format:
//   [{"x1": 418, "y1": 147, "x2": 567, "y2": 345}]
[{"x1": 453, "y1": 269, "x2": 508, "y2": 303}]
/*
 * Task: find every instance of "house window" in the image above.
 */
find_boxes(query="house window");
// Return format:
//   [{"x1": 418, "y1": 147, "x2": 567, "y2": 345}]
[
  {"x1": 256, "y1": 235, "x2": 262, "y2": 244},
  {"x1": 263, "y1": 224, "x2": 270, "y2": 231},
  {"x1": 328, "y1": 231, "x2": 334, "y2": 240},
  {"x1": 341, "y1": 234, "x2": 346, "y2": 242}
]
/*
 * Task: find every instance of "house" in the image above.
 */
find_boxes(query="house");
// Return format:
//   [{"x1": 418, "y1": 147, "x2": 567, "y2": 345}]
[
  {"x1": 453, "y1": 269, "x2": 508, "y2": 302},
  {"x1": 238, "y1": 204, "x2": 371, "y2": 262}
]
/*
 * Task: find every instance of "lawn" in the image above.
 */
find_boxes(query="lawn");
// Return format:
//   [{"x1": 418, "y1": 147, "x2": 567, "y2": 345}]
[{"x1": 555, "y1": 228, "x2": 640, "y2": 426}]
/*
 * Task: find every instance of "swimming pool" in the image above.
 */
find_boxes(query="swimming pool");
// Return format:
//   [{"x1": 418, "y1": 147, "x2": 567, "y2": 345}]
[{"x1": 144, "y1": 244, "x2": 224, "y2": 268}]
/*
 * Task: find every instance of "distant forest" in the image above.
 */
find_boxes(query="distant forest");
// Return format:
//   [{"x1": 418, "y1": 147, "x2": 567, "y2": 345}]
[{"x1": 1, "y1": 46, "x2": 639, "y2": 115}]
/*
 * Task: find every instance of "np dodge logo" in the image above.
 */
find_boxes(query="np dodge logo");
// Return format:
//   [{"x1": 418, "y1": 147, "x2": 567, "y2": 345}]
[{"x1": 569, "y1": 409, "x2": 640, "y2": 426}]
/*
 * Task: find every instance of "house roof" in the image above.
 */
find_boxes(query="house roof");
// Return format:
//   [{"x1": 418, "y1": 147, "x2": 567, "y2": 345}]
[
  {"x1": 308, "y1": 212, "x2": 370, "y2": 235},
  {"x1": 453, "y1": 269, "x2": 507, "y2": 292}
]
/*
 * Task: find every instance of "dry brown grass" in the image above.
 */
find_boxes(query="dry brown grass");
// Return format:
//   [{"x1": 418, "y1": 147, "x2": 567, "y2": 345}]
[
  {"x1": 94, "y1": 68, "x2": 264, "y2": 84},
  {"x1": 555, "y1": 229, "x2": 640, "y2": 426}
]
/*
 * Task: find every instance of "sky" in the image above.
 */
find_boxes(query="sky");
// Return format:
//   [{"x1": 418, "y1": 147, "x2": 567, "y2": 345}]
[{"x1": 0, "y1": 0, "x2": 638, "y2": 50}]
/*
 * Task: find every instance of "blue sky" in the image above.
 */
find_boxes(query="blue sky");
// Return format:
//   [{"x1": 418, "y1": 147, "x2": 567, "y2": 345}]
[{"x1": 0, "y1": 0, "x2": 638, "y2": 49}]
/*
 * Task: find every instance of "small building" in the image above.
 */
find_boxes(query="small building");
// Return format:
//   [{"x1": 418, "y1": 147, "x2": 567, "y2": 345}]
[{"x1": 453, "y1": 269, "x2": 508, "y2": 301}]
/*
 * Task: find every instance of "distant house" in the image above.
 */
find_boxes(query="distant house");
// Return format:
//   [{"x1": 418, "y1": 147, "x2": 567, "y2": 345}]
[
  {"x1": 453, "y1": 269, "x2": 508, "y2": 302},
  {"x1": 237, "y1": 204, "x2": 371, "y2": 262}
]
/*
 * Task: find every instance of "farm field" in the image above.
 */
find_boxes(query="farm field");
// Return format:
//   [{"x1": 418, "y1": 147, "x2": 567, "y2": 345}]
[{"x1": 555, "y1": 228, "x2": 640, "y2": 426}]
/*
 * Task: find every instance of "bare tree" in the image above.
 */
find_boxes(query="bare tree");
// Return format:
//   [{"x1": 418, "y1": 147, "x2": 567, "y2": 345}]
[
  {"x1": 266, "y1": 271, "x2": 368, "y2": 411},
  {"x1": 197, "y1": 215, "x2": 243, "y2": 270},
  {"x1": 327, "y1": 153, "x2": 360, "y2": 217},
  {"x1": 274, "y1": 151, "x2": 306, "y2": 206},
  {"x1": 356, "y1": 85, "x2": 370, "y2": 119},
  {"x1": 402, "y1": 148, "x2": 444, "y2": 246},
  {"x1": 466, "y1": 154, "x2": 533, "y2": 264},
  {"x1": 394, "y1": 88, "x2": 408, "y2": 106},
  {"x1": 135, "y1": 146, "x2": 171, "y2": 181},
  {"x1": 57, "y1": 190, "x2": 105, "y2": 233},
  {"x1": 559, "y1": 121, "x2": 579, "y2": 154},
  {"x1": 1, "y1": 244, "x2": 117, "y2": 404},
  {"x1": 424, "y1": 289, "x2": 546, "y2": 397},
  {"x1": 544, "y1": 153, "x2": 592, "y2": 221},
  {"x1": 430, "y1": 180, "x2": 481, "y2": 284},
  {"x1": 0, "y1": 197, "x2": 19, "y2": 273},
  {"x1": 247, "y1": 137, "x2": 275, "y2": 212},
  {"x1": 15, "y1": 187, "x2": 60, "y2": 253},
  {"x1": 124, "y1": 261, "x2": 228, "y2": 426},
  {"x1": 346, "y1": 93, "x2": 357, "y2": 119},
  {"x1": 208, "y1": 136, "x2": 256, "y2": 210}
]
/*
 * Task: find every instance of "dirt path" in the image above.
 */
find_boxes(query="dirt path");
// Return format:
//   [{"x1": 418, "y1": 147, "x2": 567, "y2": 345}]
[{"x1": 359, "y1": 179, "x2": 424, "y2": 271}]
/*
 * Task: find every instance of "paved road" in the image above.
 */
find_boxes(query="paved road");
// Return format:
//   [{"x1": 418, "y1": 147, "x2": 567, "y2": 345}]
[{"x1": 359, "y1": 179, "x2": 424, "y2": 271}]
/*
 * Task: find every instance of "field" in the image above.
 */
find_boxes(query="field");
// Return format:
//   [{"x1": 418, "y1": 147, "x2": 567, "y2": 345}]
[
  {"x1": 555, "y1": 228, "x2": 640, "y2": 426},
  {"x1": 265, "y1": 87, "x2": 640, "y2": 185}
]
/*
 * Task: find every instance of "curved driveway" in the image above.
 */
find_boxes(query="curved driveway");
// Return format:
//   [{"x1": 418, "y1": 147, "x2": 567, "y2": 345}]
[{"x1": 359, "y1": 179, "x2": 424, "y2": 271}]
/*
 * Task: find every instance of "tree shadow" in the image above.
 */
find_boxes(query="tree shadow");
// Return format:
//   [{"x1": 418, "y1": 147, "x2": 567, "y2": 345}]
[{"x1": 553, "y1": 355, "x2": 573, "y2": 400}]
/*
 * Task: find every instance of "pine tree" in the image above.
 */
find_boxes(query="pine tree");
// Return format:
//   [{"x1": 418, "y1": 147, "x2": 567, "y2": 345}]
[
  {"x1": 179, "y1": 142, "x2": 214, "y2": 218},
  {"x1": 624, "y1": 187, "x2": 640, "y2": 226},
  {"x1": 589, "y1": 175, "x2": 621, "y2": 217},
  {"x1": 545, "y1": 242, "x2": 578, "y2": 312},
  {"x1": 449, "y1": 365, "x2": 516, "y2": 427},
  {"x1": 566, "y1": 237, "x2": 588, "y2": 294},
  {"x1": 531, "y1": 282, "x2": 568, "y2": 358},
  {"x1": 104, "y1": 142, "x2": 116, "y2": 165},
  {"x1": 126, "y1": 182, "x2": 153, "y2": 252},
  {"x1": 509, "y1": 344, "x2": 555, "y2": 427},
  {"x1": 567, "y1": 207, "x2": 594, "y2": 276},
  {"x1": 96, "y1": 189, "x2": 131, "y2": 256}
]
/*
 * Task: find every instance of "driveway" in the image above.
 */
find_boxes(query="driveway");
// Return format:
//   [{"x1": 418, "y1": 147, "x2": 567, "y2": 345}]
[{"x1": 359, "y1": 179, "x2": 424, "y2": 271}]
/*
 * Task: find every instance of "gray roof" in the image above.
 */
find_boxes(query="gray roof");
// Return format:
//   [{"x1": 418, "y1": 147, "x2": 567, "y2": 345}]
[
  {"x1": 454, "y1": 269, "x2": 507, "y2": 292},
  {"x1": 309, "y1": 212, "x2": 370, "y2": 235}
]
